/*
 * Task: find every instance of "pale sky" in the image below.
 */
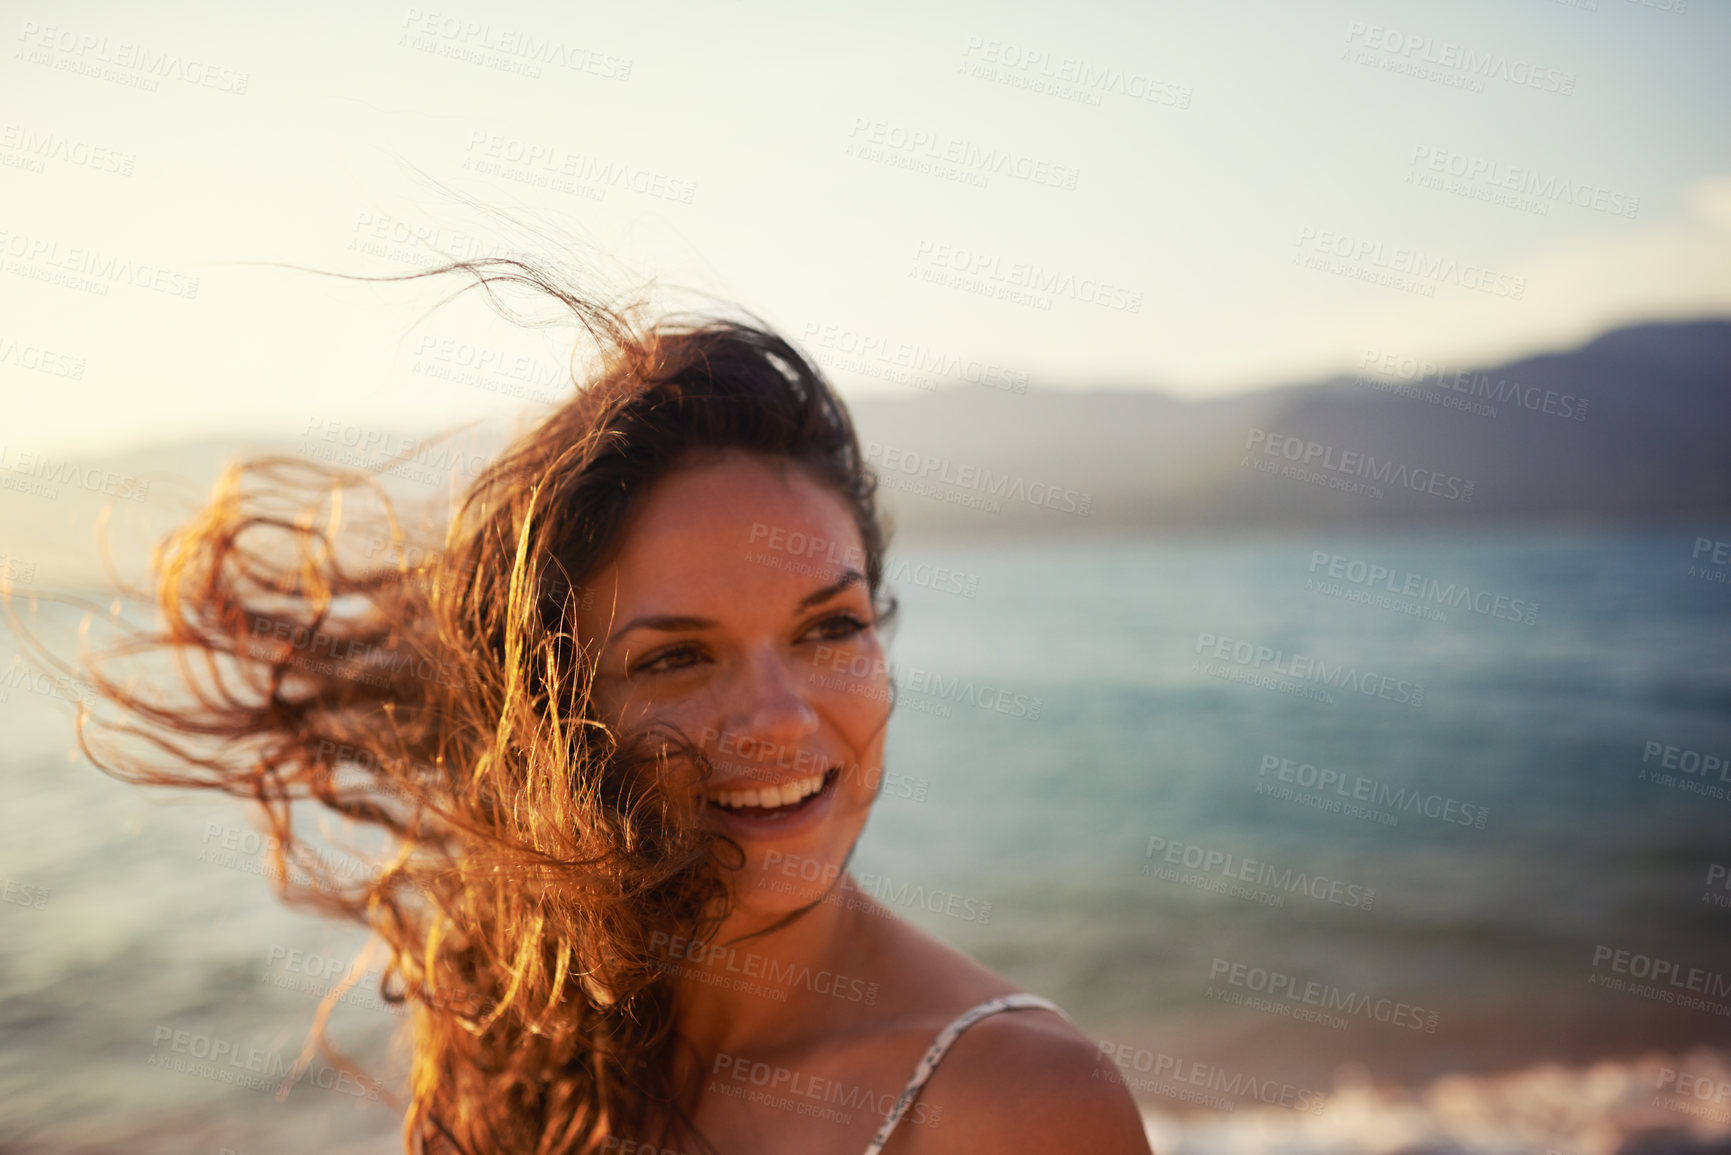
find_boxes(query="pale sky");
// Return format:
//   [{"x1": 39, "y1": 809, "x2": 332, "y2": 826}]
[{"x1": 3, "y1": 0, "x2": 1729, "y2": 456}]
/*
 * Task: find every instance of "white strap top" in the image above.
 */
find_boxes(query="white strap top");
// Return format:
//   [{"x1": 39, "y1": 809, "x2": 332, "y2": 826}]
[{"x1": 860, "y1": 993, "x2": 1068, "y2": 1155}]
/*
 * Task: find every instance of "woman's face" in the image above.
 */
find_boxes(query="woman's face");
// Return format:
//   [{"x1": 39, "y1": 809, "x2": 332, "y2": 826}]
[{"x1": 575, "y1": 448, "x2": 893, "y2": 921}]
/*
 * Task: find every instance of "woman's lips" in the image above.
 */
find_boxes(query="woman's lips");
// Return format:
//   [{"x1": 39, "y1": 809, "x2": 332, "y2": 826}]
[
  {"x1": 701, "y1": 767, "x2": 840, "y2": 838},
  {"x1": 706, "y1": 767, "x2": 831, "y2": 810}
]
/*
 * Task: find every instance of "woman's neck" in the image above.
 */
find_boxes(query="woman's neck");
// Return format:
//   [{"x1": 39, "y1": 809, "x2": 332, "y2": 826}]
[{"x1": 668, "y1": 869, "x2": 876, "y2": 1060}]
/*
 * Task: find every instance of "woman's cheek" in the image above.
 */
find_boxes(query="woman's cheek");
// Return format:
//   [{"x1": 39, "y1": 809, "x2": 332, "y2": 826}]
[
  {"x1": 846, "y1": 639, "x2": 893, "y2": 731},
  {"x1": 610, "y1": 675, "x2": 712, "y2": 735},
  {"x1": 813, "y1": 635, "x2": 880, "y2": 696},
  {"x1": 819, "y1": 672, "x2": 892, "y2": 789}
]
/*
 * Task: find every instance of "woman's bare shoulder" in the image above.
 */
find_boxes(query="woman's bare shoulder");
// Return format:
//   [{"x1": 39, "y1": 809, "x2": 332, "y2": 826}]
[
  {"x1": 889, "y1": 1005, "x2": 1154, "y2": 1155},
  {"x1": 840, "y1": 900, "x2": 1151, "y2": 1151}
]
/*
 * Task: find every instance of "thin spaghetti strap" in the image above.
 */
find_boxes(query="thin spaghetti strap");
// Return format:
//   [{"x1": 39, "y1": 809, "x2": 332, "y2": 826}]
[{"x1": 860, "y1": 993, "x2": 1069, "y2": 1155}]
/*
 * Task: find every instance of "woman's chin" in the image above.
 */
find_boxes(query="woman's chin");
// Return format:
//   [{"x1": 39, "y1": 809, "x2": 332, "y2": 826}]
[{"x1": 729, "y1": 862, "x2": 849, "y2": 923}]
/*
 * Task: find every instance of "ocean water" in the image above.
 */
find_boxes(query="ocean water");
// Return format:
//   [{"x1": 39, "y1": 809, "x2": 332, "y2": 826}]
[{"x1": 3, "y1": 524, "x2": 1730, "y2": 1153}]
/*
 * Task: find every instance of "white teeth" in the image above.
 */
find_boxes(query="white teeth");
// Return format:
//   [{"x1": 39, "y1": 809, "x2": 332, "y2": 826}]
[{"x1": 708, "y1": 770, "x2": 828, "y2": 810}]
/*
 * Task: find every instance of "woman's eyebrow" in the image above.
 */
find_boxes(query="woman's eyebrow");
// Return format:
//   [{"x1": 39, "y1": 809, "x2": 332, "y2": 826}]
[
  {"x1": 797, "y1": 569, "x2": 865, "y2": 610},
  {"x1": 607, "y1": 570, "x2": 867, "y2": 644},
  {"x1": 608, "y1": 614, "x2": 715, "y2": 644}
]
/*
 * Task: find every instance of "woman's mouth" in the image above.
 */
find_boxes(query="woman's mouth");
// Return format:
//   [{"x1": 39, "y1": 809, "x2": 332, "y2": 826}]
[{"x1": 704, "y1": 767, "x2": 839, "y2": 822}]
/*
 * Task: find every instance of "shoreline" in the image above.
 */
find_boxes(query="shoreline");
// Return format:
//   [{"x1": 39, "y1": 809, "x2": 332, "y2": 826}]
[
  {"x1": 1101, "y1": 988, "x2": 1731, "y2": 1093},
  {"x1": 1131, "y1": 1044, "x2": 1731, "y2": 1153}
]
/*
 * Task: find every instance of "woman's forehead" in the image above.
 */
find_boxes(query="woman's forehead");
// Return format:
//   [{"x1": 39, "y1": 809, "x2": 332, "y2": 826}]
[
  {"x1": 580, "y1": 451, "x2": 866, "y2": 623},
  {"x1": 628, "y1": 451, "x2": 857, "y2": 553}
]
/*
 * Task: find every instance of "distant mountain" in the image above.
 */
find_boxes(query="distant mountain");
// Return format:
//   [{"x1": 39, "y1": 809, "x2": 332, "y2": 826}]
[
  {"x1": 3, "y1": 320, "x2": 1727, "y2": 588},
  {"x1": 844, "y1": 318, "x2": 1731, "y2": 534}
]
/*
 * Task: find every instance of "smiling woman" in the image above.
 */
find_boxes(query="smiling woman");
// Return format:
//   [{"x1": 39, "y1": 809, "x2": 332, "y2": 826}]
[{"x1": 60, "y1": 257, "x2": 1152, "y2": 1155}]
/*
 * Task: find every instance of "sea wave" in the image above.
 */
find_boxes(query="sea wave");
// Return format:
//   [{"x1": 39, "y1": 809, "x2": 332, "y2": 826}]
[{"x1": 1141, "y1": 1049, "x2": 1731, "y2": 1154}]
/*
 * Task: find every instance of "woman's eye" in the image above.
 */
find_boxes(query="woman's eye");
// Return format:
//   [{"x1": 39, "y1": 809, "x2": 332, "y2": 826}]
[
  {"x1": 634, "y1": 645, "x2": 704, "y2": 675},
  {"x1": 629, "y1": 614, "x2": 867, "y2": 675},
  {"x1": 806, "y1": 612, "x2": 868, "y2": 642}
]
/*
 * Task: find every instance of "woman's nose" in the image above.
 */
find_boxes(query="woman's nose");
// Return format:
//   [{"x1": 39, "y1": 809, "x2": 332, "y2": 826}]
[{"x1": 725, "y1": 647, "x2": 820, "y2": 758}]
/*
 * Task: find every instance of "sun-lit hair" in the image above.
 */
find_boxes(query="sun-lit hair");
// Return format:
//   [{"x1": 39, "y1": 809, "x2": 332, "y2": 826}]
[{"x1": 49, "y1": 258, "x2": 897, "y2": 1154}]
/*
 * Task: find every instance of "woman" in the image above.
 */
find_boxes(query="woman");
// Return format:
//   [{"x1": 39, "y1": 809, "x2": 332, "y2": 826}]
[{"x1": 67, "y1": 258, "x2": 1152, "y2": 1154}]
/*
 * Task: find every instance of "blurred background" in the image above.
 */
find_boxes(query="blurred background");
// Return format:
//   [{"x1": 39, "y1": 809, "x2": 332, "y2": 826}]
[{"x1": 3, "y1": 1, "x2": 1730, "y2": 1151}]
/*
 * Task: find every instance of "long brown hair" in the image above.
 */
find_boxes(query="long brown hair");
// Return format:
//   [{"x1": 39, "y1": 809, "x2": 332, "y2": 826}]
[{"x1": 34, "y1": 257, "x2": 896, "y2": 1154}]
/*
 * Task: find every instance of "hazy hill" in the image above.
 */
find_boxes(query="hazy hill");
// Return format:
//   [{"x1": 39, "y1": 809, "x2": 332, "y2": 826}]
[
  {"x1": 3, "y1": 319, "x2": 1727, "y2": 587},
  {"x1": 843, "y1": 318, "x2": 1731, "y2": 534}
]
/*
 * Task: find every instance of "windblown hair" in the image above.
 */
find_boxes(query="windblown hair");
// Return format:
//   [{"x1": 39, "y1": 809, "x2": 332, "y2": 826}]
[{"x1": 59, "y1": 258, "x2": 895, "y2": 1154}]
